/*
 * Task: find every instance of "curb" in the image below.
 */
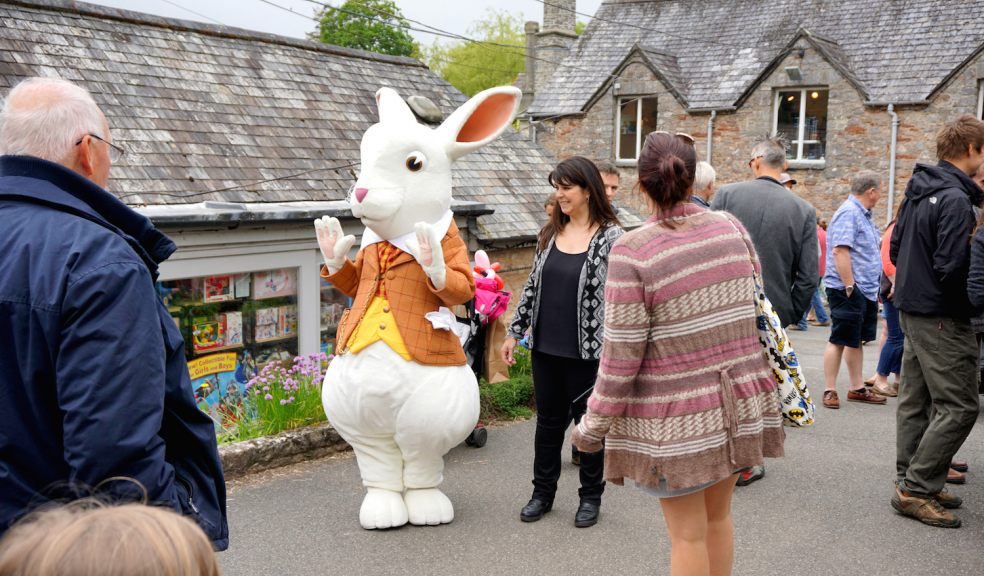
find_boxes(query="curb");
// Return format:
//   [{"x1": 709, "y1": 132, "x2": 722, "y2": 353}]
[{"x1": 218, "y1": 423, "x2": 351, "y2": 480}]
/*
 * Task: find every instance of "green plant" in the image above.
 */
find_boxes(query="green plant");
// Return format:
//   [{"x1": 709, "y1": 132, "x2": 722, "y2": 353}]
[
  {"x1": 509, "y1": 345, "x2": 532, "y2": 379},
  {"x1": 479, "y1": 374, "x2": 534, "y2": 421}
]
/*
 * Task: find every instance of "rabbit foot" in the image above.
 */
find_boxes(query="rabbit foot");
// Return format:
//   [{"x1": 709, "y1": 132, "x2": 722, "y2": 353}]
[
  {"x1": 404, "y1": 488, "x2": 454, "y2": 526},
  {"x1": 359, "y1": 487, "x2": 408, "y2": 530}
]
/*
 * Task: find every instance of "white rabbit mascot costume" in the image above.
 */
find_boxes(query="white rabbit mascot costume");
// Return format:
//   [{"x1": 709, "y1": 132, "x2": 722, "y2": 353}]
[{"x1": 315, "y1": 86, "x2": 521, "y2": 529}]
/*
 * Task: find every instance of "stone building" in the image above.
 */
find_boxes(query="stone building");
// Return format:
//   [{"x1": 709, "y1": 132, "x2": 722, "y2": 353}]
[
  {"x1": 0, "y1": 0, "x2": 645, "y2": 384},
  {"x1": 525, "y1": 0, "x2": 984, "y2": 224}
]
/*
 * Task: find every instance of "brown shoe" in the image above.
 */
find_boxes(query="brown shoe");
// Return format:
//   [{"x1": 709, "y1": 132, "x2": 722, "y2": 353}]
[
  {"x1": 871, "y1": 382, "x2": 898, "y2": 397},
  {"x1": 946, "y1": 468, "x2": 966, "y2": 484},
  {"x1": 935, "y1": 489, "x2": 963, "y2": 509},
  {"x1": 808, "y1": 320, "x2": 831, "y2": 326},
  {"x1": 863, "y1": 375, "x2": 877, "y2": 386},
  {"x1": 822, "y1": 390, "x2": 840, "y2": 409},
  {"x1": 847, "y1": 387, "x2": 887, "y2": 405},
  {"x1": 891, "y1": 486, "x2": 961, "y2": 528},
  {"x1": 950, "y1": 459, "x2": 968, "y2": 472}
]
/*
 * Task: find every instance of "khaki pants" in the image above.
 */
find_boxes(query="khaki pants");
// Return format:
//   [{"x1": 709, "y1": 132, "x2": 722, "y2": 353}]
[{"x1": 897, "y1": 313, "x2": 980, "y2": 496}]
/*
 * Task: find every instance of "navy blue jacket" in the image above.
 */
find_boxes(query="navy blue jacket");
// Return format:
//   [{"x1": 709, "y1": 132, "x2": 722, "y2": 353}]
[
  {"x1": 0, "y1": 156, "x2": 228, "y2": 549},
  {"x1": 890, "y1": 161, "x2": 984, "y2": 320}
]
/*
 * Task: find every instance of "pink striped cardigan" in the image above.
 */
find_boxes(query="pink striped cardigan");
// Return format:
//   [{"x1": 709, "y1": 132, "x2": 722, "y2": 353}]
[{"x1": 572, "y1": 204, "x2": 785, "y2": 491}]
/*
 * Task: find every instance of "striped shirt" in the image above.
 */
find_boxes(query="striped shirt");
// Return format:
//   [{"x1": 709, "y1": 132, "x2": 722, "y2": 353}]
[{"x1": 573, "y1": 204, "x2": 784, "y2": 491}]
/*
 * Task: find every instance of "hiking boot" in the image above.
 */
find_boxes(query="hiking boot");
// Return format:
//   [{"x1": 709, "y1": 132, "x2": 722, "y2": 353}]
[
  {"x1": 891, "y1": 486, "x2": 961, "y2": 528},
  {"x1": 735, "y1": 465, "x2": 765, "y2": 487},
  {"x1": 822, "y1": 390, "x2": 840, "y2": 409},
  {"x1": 847, "y1": 387, "x2": 887, "y2": 405},
  {"x1": 934, "y1": 489, "x2": 963, "y2": 510}
]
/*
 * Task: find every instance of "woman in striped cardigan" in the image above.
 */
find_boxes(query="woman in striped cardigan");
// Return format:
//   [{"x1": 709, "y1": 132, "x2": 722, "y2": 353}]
[{"x1": 572, "y1": 133, "x2": 784, "y2": 576}]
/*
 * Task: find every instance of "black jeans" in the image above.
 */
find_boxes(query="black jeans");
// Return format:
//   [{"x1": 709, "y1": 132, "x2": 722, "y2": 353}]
[{"x1": 530, "y1": 350, "x2": 605, "y2": 505}]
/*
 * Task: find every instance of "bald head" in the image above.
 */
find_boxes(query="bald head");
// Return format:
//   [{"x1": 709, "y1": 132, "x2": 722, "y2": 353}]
[{"x1": 0, "y1": 77, "x2": 107, "y2": 164}]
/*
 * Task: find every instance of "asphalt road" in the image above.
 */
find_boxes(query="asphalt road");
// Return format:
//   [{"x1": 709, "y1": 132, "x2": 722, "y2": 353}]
[{"x1": 218, "y1": 325, "x2": 984, "y2": 576}]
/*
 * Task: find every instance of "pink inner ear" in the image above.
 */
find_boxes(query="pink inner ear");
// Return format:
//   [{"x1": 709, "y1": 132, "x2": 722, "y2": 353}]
[{"x1": 456, "y1": 93, "x2": 516, "y2": 143}]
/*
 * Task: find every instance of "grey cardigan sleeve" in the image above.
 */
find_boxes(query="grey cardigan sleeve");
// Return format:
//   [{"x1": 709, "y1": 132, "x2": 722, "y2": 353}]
[{"x1": 507, "y1": 248, "x2": 543, "y2": 340}]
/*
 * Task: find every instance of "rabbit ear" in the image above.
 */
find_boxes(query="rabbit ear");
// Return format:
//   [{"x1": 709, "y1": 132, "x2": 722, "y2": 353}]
[
  {"x1": 438, "y1": 86, "x2": 521, "y2": 162},
  {"x1": 475, "y1": 250, "x2": 491, "y2": 269},
  {"x1": 375, "y1": 87, "x2": 417, "y2": 125}
]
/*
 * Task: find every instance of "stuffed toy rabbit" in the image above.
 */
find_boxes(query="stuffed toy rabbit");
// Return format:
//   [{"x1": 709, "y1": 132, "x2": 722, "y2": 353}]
[{"x1": 314, "y1": 86, "x2": 521, "y2": 529}]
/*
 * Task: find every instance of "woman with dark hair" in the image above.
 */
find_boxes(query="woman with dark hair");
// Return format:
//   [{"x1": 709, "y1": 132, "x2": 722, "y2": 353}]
[
  {"x1": 572, "y1": 133, "x2": 784, "y2": 575},
  {"x1": 501, "y1": 156, "x2": 622, "y2": 528}
]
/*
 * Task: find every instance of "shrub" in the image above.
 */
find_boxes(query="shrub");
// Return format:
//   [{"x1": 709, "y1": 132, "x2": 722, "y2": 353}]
[{"x1": 479, "y1": 373, "x2": 534, "y2": 421}]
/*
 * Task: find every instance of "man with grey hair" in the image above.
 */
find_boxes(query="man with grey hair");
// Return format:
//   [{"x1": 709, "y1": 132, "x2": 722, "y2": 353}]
[
  {"x1": 691, "y1": 161, "x2": 715, "y2": 208},
  {"x1": 0, "y1": 77, "x2": 228, "y2": 548},
  {"x1": 820, "y1": 171, "x2": 885, "y2": 409},
  {"x1": 711, "y1": 136, "x2": 818, "y2": 326}
]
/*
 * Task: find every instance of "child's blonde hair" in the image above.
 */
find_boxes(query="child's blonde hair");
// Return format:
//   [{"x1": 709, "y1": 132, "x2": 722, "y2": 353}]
[{"x1": 0, "y1": 503, "x2": 220, "y2": 576}]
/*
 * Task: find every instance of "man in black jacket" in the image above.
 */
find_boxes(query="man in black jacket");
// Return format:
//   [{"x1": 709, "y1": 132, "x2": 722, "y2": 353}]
[
  {"x1": 0, "y1": 78, "x2": 228, "y2": 548},
  {"x1": 889, "y1": 115, "x2": 984, "y2": 529}
]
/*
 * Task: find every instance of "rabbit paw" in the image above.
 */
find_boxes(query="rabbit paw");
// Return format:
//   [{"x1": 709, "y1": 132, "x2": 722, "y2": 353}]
[
  {"x1": 314, "y1": 216, "x2": 355, "y2": 274},
  {"x1": 359, "y1": 488, "x2": 409, "y2": 530},
  {"x1": 405, "y1": 222, "x2": 446, "y2": 290},
  {"x1": 404, "y1": 488, "x2": 454, "y2": 526}
]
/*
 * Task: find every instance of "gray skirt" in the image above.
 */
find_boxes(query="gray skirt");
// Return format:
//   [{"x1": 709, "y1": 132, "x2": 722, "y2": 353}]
[{"x1": 635, "y1": 475, "x2": 730, "y2": 499}]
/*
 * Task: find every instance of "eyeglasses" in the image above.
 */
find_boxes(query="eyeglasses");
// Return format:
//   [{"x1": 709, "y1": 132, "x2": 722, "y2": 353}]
[
  {"x1": 76, "y1": 133, "x2": 125, "y2": 163},
  {"x1": 652, "y1": 131, "x2": 696, "y2": 146}
]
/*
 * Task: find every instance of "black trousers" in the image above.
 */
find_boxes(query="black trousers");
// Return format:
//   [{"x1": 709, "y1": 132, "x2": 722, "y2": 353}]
[{"x1": 530, "y1": 350, "x2": 605, "y2": 505}]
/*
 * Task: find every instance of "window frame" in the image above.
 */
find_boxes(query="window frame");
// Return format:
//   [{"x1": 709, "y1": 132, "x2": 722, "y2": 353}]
[
  {"x1": 615, "y1": 95, "x2": 657, "y2": 164},
  {"x1": 977, "y1": 80, "x2": 983, "y2": 120},
  {"x1": 773, "y1": 87, "x2": 829, "y2": 167}
]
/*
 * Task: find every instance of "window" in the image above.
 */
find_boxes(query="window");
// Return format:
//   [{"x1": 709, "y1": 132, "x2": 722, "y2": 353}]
[
  {"x1": 978, "y1": 80, "x2": 983, "y2": 120},
  {"x1": 774, "y1": 89, "x2": 828, "y2": 162},
  {"x1": 616, "y1": 96, "x2": 658, "y2": 161},
  {"x1": 157, "y1": 268, "x2": 300, "y2": 422}
]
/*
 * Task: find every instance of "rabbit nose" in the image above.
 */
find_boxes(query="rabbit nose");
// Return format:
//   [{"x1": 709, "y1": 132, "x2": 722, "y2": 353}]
[{"x1": 354, "y1": 187, "x2": 369, "y2": 203}]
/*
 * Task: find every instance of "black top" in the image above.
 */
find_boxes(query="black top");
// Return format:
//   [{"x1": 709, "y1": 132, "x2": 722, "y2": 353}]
[{"x1": 534, "y1": 247, "x2": 587, "y2": 358}]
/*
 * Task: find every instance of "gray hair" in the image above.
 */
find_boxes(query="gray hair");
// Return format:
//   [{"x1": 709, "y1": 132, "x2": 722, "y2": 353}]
[
  {"x1": 750, "y1": 135, "x2": 788, "y2": 169},
  {"x1": 594, "y1": 160, "x2": 619, "y2": 177},
  {"x1": 0, "y1": 77, "x2": 105, "y2": 163},
  {"x1": 694, "y1": 161, "x2": 716, "y2": 193},
  {"x1": 851, "y1": 170, "x2": 882, "y2": 195}
]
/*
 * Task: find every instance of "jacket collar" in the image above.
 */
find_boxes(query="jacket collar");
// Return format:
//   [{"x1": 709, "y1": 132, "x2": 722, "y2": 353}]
[
  {"x1": 938, "y1": 160, "x2": 984, "y2": 207},
  {"x1": 0, "y1": 155, "x2": 176, "y2": 276}
]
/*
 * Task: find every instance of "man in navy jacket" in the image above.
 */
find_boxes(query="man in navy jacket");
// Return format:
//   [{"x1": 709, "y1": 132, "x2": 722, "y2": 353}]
[{"x1": 0, "y1": 77, "x2": 228, "y2": 549}]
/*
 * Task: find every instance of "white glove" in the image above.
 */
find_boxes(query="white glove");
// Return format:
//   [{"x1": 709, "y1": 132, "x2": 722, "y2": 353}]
[
  {"x1": 424, "y1": 307, "x2": 472, "y2": 346},
  {"x1": 405, "y1": 221, "x2": 446, "y2": 291},
  {"x1": 314, "y1": 216, "x2": 356, "y2": 275}
]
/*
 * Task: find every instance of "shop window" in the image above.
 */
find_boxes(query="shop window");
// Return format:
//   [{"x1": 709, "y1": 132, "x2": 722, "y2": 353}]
[
  {"x1": 775, "y1": 89, "x2": 828, "y2": 162},
  {"x1": 157, "y1": 268, "x2": 299, "y2": 423},
  {"x1": 320, "y1": 279, "x2": 351, "y2": 357},
  {"x1": 616, "y1": 96, "x2": 658, "y2": 161}
]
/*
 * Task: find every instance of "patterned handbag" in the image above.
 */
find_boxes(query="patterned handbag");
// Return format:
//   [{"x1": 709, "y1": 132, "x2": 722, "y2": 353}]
[{"x1": 753, "y1": 276, "x2": 815, "y2": 427}]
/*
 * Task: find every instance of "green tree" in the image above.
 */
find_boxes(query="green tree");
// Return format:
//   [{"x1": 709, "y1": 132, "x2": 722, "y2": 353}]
[
  {"x1": 424, "y1": 10, "x2": 525, "y2": 97},
  {"x1": 311, "y1": 0, "x2": 417, "y2": 57}
]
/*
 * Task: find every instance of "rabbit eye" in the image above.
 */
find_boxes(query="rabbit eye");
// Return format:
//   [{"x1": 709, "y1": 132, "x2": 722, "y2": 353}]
[{"x1": 405, "y1": 153, "x2": 426, "y2": 172}]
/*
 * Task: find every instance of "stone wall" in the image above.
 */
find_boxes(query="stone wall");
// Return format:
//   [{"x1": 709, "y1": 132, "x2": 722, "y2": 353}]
[{"x1": 535, "y1": 40, "x2": 984, "y2": 227}]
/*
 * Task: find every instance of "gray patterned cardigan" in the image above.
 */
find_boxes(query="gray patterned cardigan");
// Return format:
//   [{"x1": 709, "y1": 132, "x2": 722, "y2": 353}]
[{"x1": 508, "y1": 223, "x2": 624, "y2": 360}]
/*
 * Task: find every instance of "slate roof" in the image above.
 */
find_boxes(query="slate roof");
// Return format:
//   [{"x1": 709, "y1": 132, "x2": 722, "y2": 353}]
[
  {"x1": 530, "y1": 0, "x2": 984, "y2": 116},
  {"x1": 0, "y1": 1, "x2": 646, "y2": 243}
]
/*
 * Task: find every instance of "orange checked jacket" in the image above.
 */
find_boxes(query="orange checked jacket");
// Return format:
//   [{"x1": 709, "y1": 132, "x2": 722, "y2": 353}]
[{"x1": 321, "y1": 221, "x2": 475, "y2": 366}]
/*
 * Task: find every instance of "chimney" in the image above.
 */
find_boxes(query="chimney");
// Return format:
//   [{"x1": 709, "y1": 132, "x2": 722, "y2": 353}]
[
  {"x1": 536, "y1": 0, "x2": 577, "y2": 93},
  {"x1": 522, "y1": 20, "x2": 539, "y2": 111}
]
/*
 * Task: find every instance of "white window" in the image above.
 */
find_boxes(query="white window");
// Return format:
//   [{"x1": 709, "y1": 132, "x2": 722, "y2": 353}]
[
  {"x1": 774, "y1": 89, "x2": 828, "y2": 163},
  {"x1": 977, "y1": 80, "x2": 983, "y2": 120},
  {"x1": 616, "y1": 96, "x2": 658, "y2": 161}
]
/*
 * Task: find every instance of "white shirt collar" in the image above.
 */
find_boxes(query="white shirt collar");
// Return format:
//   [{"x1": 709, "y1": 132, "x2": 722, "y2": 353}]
[{"x1": 359, "y1": 209, "x2": 455, "y2": 253}]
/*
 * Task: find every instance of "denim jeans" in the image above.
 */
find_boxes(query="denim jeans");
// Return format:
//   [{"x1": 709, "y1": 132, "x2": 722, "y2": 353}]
[
  {"x1": 876, "y1": 298, "x2": 904, "y2": 376},
  {"x1": 797, "y1": 286, "x2": 830, "y2": 329}
]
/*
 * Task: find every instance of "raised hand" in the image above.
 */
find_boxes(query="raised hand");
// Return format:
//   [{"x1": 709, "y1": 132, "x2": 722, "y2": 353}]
[
  {"x1": 314, "y1": 216, "x2": 356, "y2": 274},
  {"x1": 405, "y1": 221, "x2": 446, "y2": 290}
]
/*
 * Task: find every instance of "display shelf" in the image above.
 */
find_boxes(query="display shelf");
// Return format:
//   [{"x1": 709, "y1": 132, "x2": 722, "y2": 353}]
[{"x1": 254, "y1": 334, "x2": 297, "y2": 345}]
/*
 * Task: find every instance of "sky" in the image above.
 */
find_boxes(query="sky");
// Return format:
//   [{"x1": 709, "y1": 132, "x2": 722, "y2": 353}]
[{"x1": 83, "y1": 0, "x2": 604, "y2": 45}]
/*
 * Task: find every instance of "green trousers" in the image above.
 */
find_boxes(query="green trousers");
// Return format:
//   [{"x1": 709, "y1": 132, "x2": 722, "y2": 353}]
[{"x1": 897, "y1": 313, "x2": 980, "y2": 496}]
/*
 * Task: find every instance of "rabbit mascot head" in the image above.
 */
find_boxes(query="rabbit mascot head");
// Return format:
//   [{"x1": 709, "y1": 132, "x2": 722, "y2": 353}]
[{"x1": 314, "y1": 86, "x2": 520, "y2": 530}]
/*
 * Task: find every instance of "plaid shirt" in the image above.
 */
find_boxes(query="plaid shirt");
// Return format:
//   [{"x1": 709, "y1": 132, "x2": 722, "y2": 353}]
[{"x1": 824, "y1": 195, "x2": 882, "y2": 301}]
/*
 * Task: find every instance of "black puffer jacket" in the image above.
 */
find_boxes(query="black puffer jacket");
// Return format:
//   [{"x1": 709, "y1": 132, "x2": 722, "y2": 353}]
[{"x1": 891, "y1": 161, "x2": 983, "y2": 319}]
